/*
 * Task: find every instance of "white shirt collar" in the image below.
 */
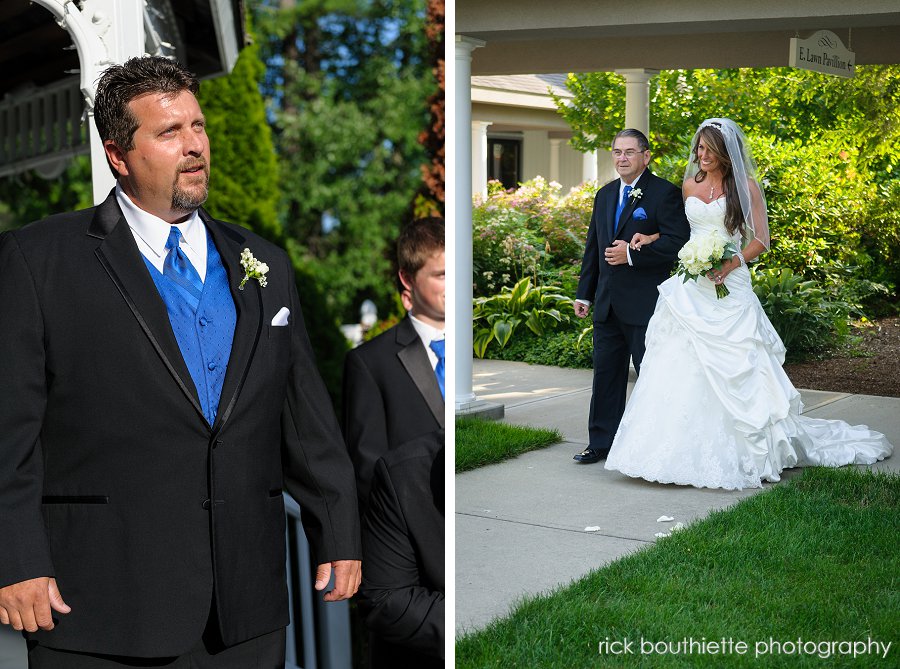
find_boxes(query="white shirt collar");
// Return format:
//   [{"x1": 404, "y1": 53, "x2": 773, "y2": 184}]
[
  {"x1": 619, "y1": 170, "x2": 645, "y2": 196},
  {"x1": 409, "y1": 313, "x2": 444, "y2": 344},
  {"x1": 115, "y1": 183, "x2": 203, "y2": 260},
  {"x1": 409, "y1": 314, "x2": 444, "y2": 370}
]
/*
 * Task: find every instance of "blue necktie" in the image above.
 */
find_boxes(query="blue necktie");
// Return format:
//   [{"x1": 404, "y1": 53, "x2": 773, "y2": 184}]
[
  {"x1": 614, "y1": 184, "x2": 633, "y2": 233},
  {"x1": 164, "y1": 227, "x2": 204, "y2": 311},
  {"x1": 430, "y1": 339, "x2": 445, "y2": 400}
]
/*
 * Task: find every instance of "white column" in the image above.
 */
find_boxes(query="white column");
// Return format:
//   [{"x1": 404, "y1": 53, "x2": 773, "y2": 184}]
[
  {"x1": 36, "y1": 0, "x2": 146, "y2": 203},
  {"x1": 88, "y1": 0, "x2": 145, "y2": 203},
  {"x1": 454, "y1": 36, "x2": 485, "y2": 409},
  {"x1": 549, "y1": 138, "x2": 562, "y2": 183},
  {"x1": 616, "y1": 69, "x2": 657, "y2": 136},
  {"x1": 582, "y1": 149, "x2": 598, "y2": 183},
  {"x1": 471, "y1": 121, "x2": 492, "y2": 202}
]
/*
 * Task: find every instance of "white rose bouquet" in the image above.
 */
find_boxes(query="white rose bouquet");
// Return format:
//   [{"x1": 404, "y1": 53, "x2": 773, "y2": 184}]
[{"x1": 675, "y1": 232, "x2": 738, "y2": 299}]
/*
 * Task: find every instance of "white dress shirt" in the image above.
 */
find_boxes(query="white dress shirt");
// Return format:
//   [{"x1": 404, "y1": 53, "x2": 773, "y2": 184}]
[{"x1": 116, "y1": 184, "x2": 208, "y2": 282}]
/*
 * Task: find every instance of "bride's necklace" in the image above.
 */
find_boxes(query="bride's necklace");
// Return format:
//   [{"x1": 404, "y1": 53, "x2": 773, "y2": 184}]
[{"x1": 708, "y1": 181, "x2": 722, "y2": 201}]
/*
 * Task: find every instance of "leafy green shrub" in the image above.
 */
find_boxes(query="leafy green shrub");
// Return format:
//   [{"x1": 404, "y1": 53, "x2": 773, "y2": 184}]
[
  {"x1": 753, "y1": 134, "x2": 871, "y2": 282},
  {"x1": 481, "y1": 329, "x2": 594, "y2": 369},
  {"x1": 475, "y1": 269, "x2": 853, "y2": 367},
  {"x1": 751, "y1": 267, "x2": 850, "y2": 361},
  {"x1": 858, "y1": 178, "x2": 900, "y2": 298},
  {"x1": 473, "y1": 279, "x2": 574, "y2": 358}
]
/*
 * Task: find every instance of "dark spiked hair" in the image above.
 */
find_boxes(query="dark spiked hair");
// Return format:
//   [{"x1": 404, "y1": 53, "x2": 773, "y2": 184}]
[{"x1": 94, "y1": 56, "x2": 200, "y2": 154}]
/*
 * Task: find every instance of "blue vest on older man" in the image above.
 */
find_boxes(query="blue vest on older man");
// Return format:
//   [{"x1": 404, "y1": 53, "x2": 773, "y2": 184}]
[{"x1": 143, "y1": 231, "x2": 236, "y2": 425}]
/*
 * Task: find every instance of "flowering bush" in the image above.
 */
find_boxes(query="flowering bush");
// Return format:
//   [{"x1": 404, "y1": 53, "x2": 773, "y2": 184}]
[{"x1": 473, "y1": 177, "x2": 595, "y2": 296}]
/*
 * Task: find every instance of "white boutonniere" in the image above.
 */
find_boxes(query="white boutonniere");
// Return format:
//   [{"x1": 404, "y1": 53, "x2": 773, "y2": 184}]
[
  {"x1": 629, "y1": 188, "x2": 643, "y2": 200},
  {"x1": 239, "y1": 248, "x2": 268, "y2": 290}
]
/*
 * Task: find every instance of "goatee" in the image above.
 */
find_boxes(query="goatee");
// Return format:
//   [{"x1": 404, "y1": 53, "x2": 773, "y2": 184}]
[{"x1": 172, "y1": 161, "x2": 209, "y2": 213}]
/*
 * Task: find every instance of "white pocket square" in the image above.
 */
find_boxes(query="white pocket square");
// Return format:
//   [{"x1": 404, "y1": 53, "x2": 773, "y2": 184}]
[{"x1": 271, "y1": 307, "x2": 290, "y2": 326}]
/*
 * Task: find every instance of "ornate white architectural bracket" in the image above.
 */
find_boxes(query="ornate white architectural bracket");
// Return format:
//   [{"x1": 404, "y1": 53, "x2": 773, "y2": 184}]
[{"x1": 31, "y1": 0, "x2": 112, "y2": 110}]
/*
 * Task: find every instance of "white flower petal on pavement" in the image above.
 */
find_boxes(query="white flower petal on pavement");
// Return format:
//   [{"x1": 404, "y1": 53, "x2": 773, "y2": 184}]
[
  {"x1": 657, "y1": 515, "x2": 675, "y2": 522},
  {"x1": 584, "y1": 526, "x2": 602, "y2": 532},
  {"x1": 654, "y1": 532, "x2": 670, "y2": 538}
]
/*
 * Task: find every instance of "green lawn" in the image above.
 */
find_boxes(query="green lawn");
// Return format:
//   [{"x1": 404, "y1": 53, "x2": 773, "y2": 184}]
[
  {"x1": 456, "y1": 467, "x2": 899, "y2": 667},
  {"x1": 456, "y1": 417, "x2": 562, "y2": 472}
]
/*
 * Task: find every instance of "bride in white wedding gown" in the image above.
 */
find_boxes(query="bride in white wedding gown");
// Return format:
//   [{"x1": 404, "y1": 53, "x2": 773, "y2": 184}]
[{"x1": 604, "y1": 118, "x2": 893, "y2": 490}]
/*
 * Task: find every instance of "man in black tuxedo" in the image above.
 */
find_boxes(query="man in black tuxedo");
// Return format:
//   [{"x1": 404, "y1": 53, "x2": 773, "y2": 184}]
[
  {"x1": 357, "y1": 431, "x2": 444, "y2": 668},
  {"x1": 0, "y1": 56, "x2": 360, "y2": 666},
  {"x1": 573, "y1": 129, "x2": 690, "y2": 463},
  {"x1": 342, "y1": 217, "x2": 445, "y2": 507}
]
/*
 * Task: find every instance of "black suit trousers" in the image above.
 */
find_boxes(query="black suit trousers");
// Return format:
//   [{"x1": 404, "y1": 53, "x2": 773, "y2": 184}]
[
  {"x1": 588, "y1": 308, "x2": 647, "y2": 452},
  {"x1": 27, "y1": 601, "x2": 286, "y2": 668}
]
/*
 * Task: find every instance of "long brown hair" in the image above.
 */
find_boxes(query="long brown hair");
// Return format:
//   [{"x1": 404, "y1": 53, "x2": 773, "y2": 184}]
[{"x1": 692, "y1": 125, "x2": 744, "y2": 238}]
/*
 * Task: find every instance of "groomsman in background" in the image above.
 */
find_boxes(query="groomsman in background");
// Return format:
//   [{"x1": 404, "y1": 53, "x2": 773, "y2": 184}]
[{"x1": 342, "y1": 217, "x2": 445, "y2": 507}]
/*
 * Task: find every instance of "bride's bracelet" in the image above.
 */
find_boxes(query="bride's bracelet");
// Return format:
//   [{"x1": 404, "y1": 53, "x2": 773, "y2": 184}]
[{"x1": 735, "y1": 251, "x2": 746, "y2": 267}]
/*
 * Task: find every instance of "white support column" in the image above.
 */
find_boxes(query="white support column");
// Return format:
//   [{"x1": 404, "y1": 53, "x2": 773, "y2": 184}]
[
  {"x1": 471, "y1": 121, "x2": 492, "y2": 202},
  {"x1": 616, "y1": 69, "x2": 657, "y2": 137},
  {"x1": 549, "y1": 138, "x2": 562, "y2": 183},
  {"x1": 34, "y1": 0, "x2": 145, "y2": 203},
  {"x1": 582, "y1": 148, "x2": 598, "y2": 184},
  {"x1": 87, "y1": 0, "x2": 145, "y2": 203},
  {"x1": 454, "y1": 35, "x2": 484, "y2": 411}
]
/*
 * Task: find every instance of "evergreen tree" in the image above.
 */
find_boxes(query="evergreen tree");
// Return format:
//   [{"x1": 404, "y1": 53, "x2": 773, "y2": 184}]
[
  {"x1": 198, "y1": 29, "x2": 349, "y2": 399},
  {"x1": 198, "y1": 36, "x2": 281, "y2": 240},
  {"x1": 251, "y1": 0, "x2": 434, "y2": 322}
]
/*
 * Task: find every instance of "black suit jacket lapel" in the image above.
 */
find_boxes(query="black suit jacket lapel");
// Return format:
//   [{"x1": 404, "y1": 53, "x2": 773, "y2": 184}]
[
  {"x1": 89, "y1": 193, "x2": 205, "y2": 422},
  {"x1": 395, "y1": 317, "x2": 445, "y2": 429},
  {"x1": 605, "y1": 184, "x2": 618, "y2": 243},
  {"x1": 202, "y1": 211, "x2": 263, "y2": 434}
]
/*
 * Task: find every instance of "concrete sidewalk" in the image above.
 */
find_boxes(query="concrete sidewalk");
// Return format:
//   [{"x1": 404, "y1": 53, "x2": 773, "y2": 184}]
[{"x1": 456, "y1": 359, "x2": 900, "y2": 635}]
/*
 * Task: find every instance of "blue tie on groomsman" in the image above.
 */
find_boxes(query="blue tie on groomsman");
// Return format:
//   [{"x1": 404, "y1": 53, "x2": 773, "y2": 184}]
[{"x1": 429, "y1": 338, "x2": 446, "y2": 399}]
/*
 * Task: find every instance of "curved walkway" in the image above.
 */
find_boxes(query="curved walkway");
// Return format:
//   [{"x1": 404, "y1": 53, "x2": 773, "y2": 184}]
[{"x1": 456, "y1": 359, "x2": 900, "y2": 635}]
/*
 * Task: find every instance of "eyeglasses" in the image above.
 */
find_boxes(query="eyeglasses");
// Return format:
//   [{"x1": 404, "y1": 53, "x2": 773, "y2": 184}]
[{"x1": 612, "y1": 149, "x2": 646, "y2": 159}]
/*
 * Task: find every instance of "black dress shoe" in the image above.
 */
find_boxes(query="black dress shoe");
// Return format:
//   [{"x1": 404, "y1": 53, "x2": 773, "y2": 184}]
[{"x1": 573, "y1": 448, "x2": 608, "y2": 463}]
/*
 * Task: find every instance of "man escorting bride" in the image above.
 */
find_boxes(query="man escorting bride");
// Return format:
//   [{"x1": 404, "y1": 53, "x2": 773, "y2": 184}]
[{"x1": 583, "y1": 118, "x2": 892, "y2": 490}]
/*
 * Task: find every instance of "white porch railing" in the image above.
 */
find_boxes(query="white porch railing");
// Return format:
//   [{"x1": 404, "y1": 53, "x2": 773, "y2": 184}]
[
  {"x1": 0, "y1": 77, "x2": 88, "y2": 179},
  {"x1": 283, "y1": 493, "x2": 353, "y2": 669}
]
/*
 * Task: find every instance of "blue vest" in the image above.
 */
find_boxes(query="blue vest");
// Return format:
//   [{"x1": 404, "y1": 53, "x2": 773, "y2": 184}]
[{"x1": 143, "y1": 233, "x2": 236, "y2": 425}]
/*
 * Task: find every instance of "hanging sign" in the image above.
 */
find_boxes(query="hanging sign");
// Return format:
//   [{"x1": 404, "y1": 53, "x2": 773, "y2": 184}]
[{"x1": 789, "y1": 30, "x2": 855, "y2": 78}]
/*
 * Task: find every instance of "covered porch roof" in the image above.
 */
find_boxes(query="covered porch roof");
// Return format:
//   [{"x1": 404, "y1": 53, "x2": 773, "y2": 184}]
[{"x1": 458, "y1": 0, "x2": 900, "y2": 75}]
